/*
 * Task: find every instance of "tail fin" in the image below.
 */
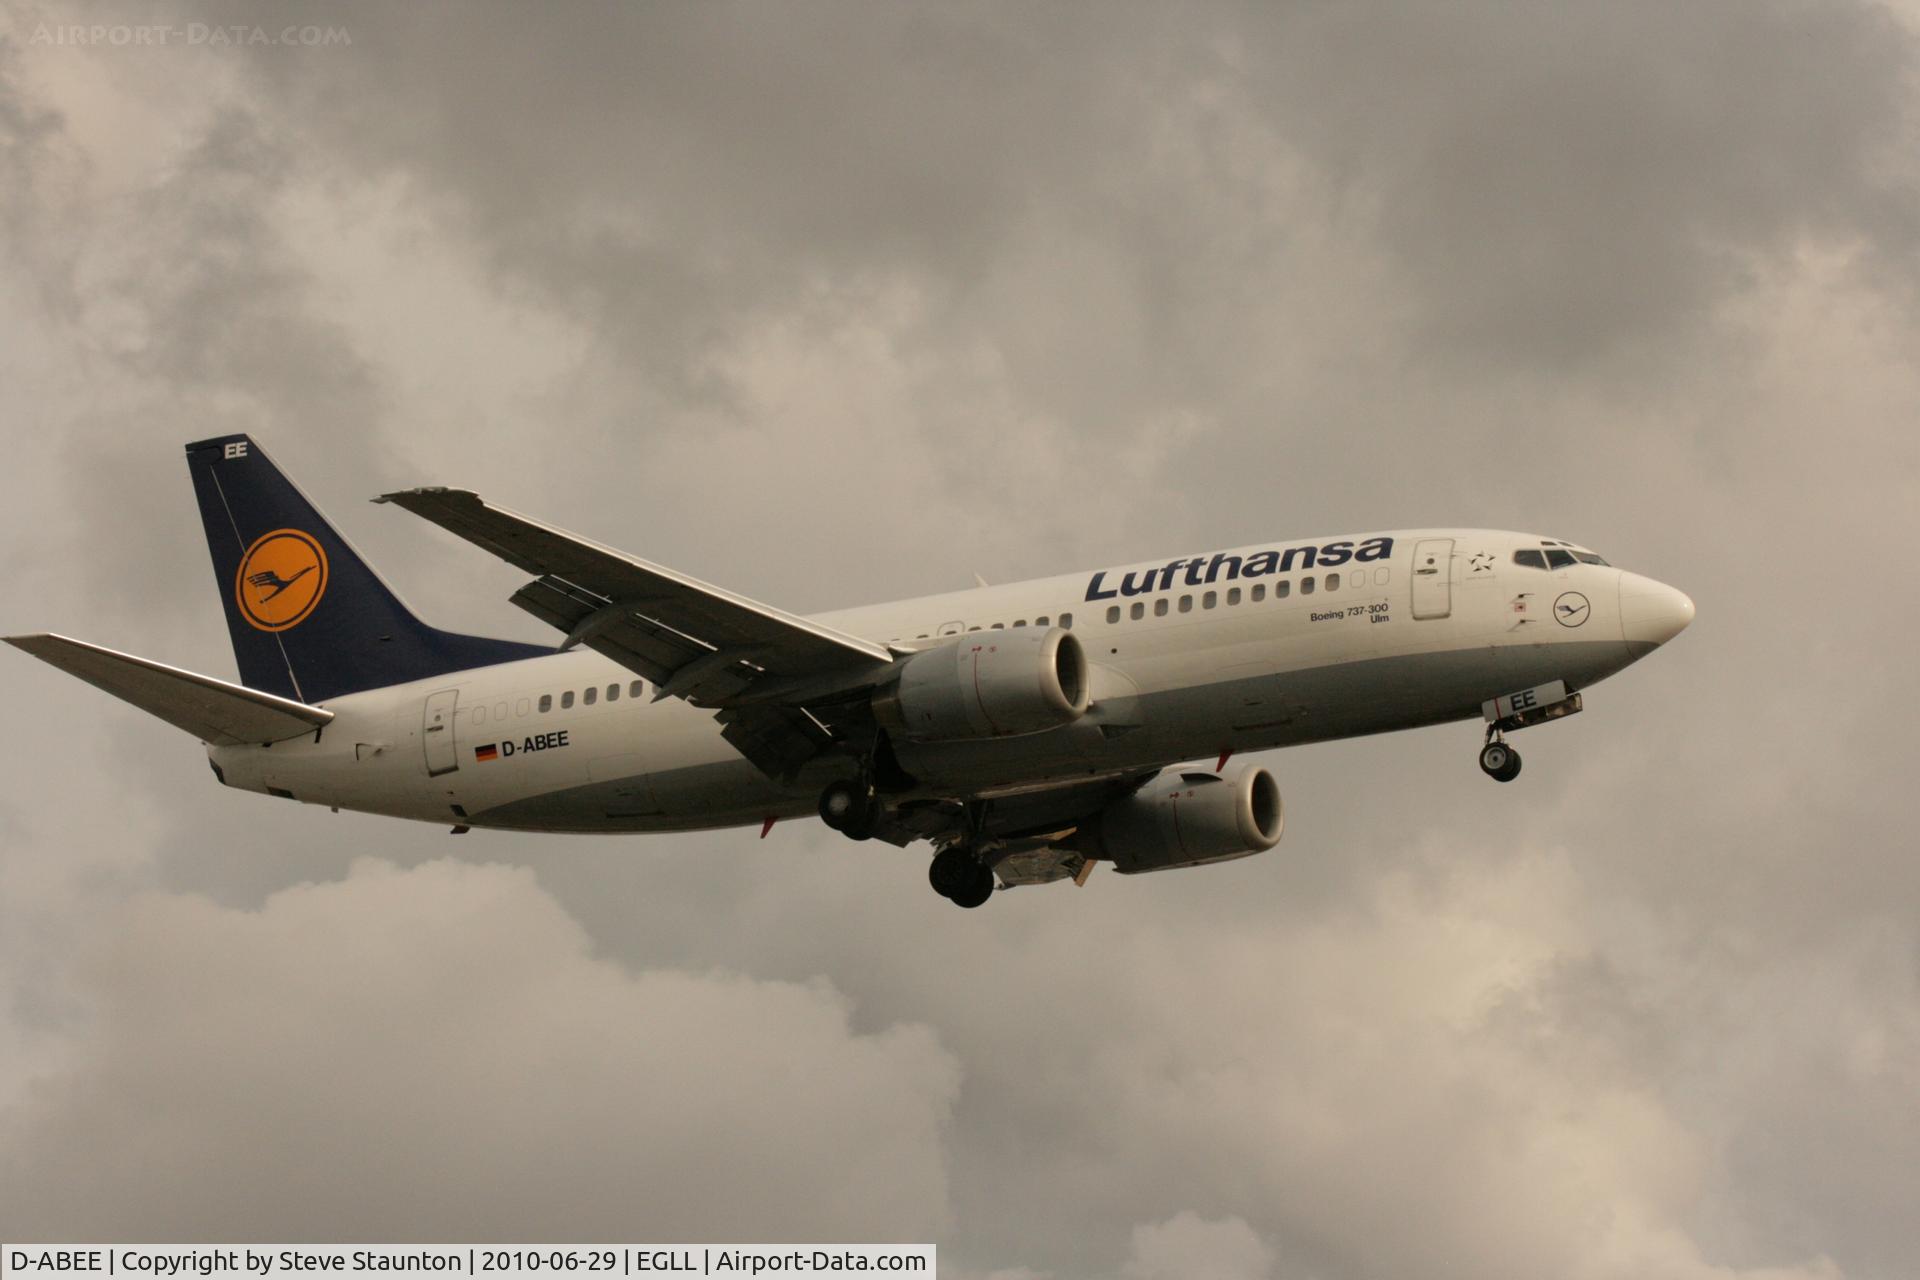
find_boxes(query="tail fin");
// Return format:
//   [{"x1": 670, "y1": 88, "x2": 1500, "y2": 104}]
[{"x1": 186, "y1": 435, "x2": 548, "y2": 703}]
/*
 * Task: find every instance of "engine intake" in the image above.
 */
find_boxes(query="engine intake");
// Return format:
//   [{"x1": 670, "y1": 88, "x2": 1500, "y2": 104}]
[
  {"x1": 1075, "y1": 763, "x2": 1284, "y2": 874},
  {"x1": 874, "y1": 626, "x2": 1089, "y2": 742}
]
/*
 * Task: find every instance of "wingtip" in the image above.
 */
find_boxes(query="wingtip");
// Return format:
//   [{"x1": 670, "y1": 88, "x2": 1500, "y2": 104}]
[
  {"x1": 374, "y1": 486, "x2": 472, "y2": 506},
  {"x1": 374, "y1": 486, "x2": 445, "y2": 505}
]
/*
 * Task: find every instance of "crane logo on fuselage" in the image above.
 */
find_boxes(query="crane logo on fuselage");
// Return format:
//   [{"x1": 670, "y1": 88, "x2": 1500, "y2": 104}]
[
  {"x1": 234, "y1": 528, "x2": 328, "y2": 632},
  {"x1": 1084, "y1": 538, "x2": 1394, "y2": 601}
]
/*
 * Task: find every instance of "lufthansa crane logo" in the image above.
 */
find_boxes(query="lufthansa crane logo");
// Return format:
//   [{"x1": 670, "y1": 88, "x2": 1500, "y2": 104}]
[
  {"x1": 235, "y1": 529, "x2": 328, "y2": 632},
  {"x1": 1553, "y1": 591, "x2": 1591, "y2": 628}
]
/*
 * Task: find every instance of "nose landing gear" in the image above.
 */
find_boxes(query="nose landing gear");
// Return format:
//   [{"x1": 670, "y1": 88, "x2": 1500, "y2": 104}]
[{"x1": 1479, "y1": 731, "x2": 1522, "y2": 782}]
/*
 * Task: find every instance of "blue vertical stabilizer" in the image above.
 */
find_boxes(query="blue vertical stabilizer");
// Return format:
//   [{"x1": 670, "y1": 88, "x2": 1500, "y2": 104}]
[{"x1": 185, "y1": 435, "x2": 548, "y2": 702}]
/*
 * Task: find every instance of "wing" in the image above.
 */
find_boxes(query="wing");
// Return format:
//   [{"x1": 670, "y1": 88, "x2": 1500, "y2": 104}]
[
  {"x1": 375, "y1": 487, "x2": 895, "y2": 776},
  {"x1": 6, "y1": 633, "x2": 334, "y2": 746}
]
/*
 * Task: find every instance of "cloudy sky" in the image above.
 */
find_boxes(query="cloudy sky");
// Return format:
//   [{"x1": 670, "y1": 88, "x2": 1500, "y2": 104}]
[{"x1": 3, "y1": 2, "x2": 1919, "y2": 1275}]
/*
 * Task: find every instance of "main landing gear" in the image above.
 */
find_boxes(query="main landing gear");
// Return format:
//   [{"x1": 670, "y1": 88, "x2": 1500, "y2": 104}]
[
  {"x1": 928, "y1": 845, "x2": 995, "y2": 909},
  {"x1": 818, "y1": 778, "x2": 878, "y2": 840},
  {"x1": 1479, "y1": 731, "x2": 1522, "y2": 782},
  {"x1": 818, "y1": 773, "x2": 998, "y2": 909}
]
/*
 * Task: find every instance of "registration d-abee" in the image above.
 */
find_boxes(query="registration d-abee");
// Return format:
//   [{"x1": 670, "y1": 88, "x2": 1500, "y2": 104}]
[{"x1": 8, "y1": 436, "x2": 1693, "y2": 909}]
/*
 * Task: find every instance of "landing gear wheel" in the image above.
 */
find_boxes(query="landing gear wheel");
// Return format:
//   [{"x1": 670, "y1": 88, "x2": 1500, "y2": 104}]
[
  {"x1": 929, "y1": 847, "x2": 996, "y2": 908},
  {"x1": 928, "y1": 847, "x2": 975, "y2": 898},
  {"x1": 949, "y1": 862, "x2": 996, "y2": 909},
  {"x1": 818, "y1": 779, "x2": 877, "y2": 840},
  {"x1": 1479, "y1": 741, "x2": 1522, "y2": 782}
]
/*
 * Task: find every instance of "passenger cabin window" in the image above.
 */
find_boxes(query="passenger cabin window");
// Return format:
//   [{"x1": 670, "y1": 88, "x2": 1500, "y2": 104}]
[
  {"x1": 1302, "y1": 577, "x2": 1316, "y2": 595},
  {"x1": 1513, "y1": 550, "x2": 1548, "y2": 569},
  {"x1": 1178, "y1": 595, "x2": 1192, "y2": 613},
  {"x1": 1227, "y1": 587, "x2": 1241, "y2": 605},
  {"x1": 583, "y1": 687, "x2": 597, "y2": 706},
  {"x1": 990, "y1": 622, "x2": 1004, "y2": 629},
  {"x1": 1107, "y1": 605, "x2": 1121, "y2": 624},
  {"x1": 606, "y1": 684, "x2": 619, "y2": 702},
  {"x1": 538, "y1": 694, "x2": 552, "y2": 713},
  {"x1": 1012, "y1": 619, "x2": 1027, "y2": 627},
  {"x1": 629, "y1": 680, "x2": 644, "y2": 699},
  {"x1": 1276, "y1": 580, "x2": 1291, "y2": 599},
  {"x1": 1130, "y1": 602, "x2": 1145, "y2": 621},
  {"x1": 1546, "y1": 549, "x2": 1576, "y2": 569},
  {"x1": 1154, "y1": 598, "x2": 1169, "y2": 617},
  {"x1": 1252, "y1": 584, "x2": 1266, "y2": 602},
  {"x1": 561, "y1": 690, "x2": 575, "y2": 709},
  {"x1": 1060, "y1": 613, "x2": 1072, "y2": 628},
  {"x1": 1036, "y1": 615, "x2": 1050, "y2": 627},
  {"x1": 516, "y1": 698, "x2": 530, "y2": 716},
  {"x1": 1203, "y1": 591, "x2": 1217, "y2": 609},
  {"x1": 1325, "y1": 572, "x2": 1340, "y2": 591}
]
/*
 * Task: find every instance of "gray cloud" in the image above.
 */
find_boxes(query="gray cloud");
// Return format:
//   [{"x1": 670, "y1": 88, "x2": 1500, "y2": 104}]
[{"x1": 0, "y1": 859, "x2": 959, "y2": 1241}]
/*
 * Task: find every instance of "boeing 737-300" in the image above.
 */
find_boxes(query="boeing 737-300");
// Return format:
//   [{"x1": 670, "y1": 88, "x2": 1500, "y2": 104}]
[{"x1": 7, "y1": 436, "x2": 1693, "y2": 908}]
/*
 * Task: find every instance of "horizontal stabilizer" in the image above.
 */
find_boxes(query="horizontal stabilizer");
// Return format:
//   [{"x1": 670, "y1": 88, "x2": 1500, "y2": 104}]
[{"x1": 5, "y1": 633, "x2": 334, "y2": 746}]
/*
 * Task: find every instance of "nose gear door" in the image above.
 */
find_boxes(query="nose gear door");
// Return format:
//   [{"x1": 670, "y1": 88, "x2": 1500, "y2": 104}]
[{"x1": 1411, "y1": 538, "x2": 1454, "y2": 620}]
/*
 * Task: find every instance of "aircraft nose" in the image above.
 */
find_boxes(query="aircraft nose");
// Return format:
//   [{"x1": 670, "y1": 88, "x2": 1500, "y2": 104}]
[{"x1": 1617, "y1": 572, "x2": 1695, "y2": 649}]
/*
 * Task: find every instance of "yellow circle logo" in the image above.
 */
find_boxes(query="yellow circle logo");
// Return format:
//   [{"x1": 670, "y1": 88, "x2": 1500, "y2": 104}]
[{"x1": 235, "y1": 529, "x2": 328, "y2": 632}]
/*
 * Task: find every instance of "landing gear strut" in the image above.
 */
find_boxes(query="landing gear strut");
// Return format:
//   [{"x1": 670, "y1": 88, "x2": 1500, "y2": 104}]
[
  {"x1": 818, "y1": 778, "x2": 878, "y2": 840},
  {"x1": 1479, "y1": 730, "x2": 1522, "y2": 782}
]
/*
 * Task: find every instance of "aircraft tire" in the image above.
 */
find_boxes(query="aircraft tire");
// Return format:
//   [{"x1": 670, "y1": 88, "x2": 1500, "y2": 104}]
[
  {"x1": 1494, "y1": 751, "x2": 1522, "y2": 783},
  {"x1": 819, "y1": 779, "x2": 874, "y2": 834},
  {"x1": 948, "y1": 863, "x2": 995, "y2": 909},
  {"x1": 929, "y1": 846, "x2": 976, "y2": 899},
  {"x1": 1478, "y1": 742, "x2": 1514, "y2": 779}
]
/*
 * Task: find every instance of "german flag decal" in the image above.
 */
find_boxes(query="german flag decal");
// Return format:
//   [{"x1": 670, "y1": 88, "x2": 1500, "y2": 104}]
[{"x1": 474, "y1": 744, "x2": 499, "y2": 762}]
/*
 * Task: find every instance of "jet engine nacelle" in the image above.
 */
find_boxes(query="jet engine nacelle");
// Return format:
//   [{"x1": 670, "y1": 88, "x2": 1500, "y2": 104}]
[
  {"x1": 1075, "y1": 763, "x2": 1284, "y2": 874},
  {"x1": 873, "y1": 626, "x2": 1090, "y2": 742}
]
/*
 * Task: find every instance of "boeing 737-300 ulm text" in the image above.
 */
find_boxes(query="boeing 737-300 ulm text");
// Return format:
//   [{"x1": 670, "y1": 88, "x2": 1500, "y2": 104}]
[{"x1": 7, "y1": 437, "x2": 1694, "y2": 908}]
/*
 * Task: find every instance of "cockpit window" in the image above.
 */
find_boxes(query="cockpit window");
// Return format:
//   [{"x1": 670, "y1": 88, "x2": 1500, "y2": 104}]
[
  {"x1": 1513, "y1": 549, "x2": 1548, "y2": 569},
  {"x1": 1545, "y1": 549, "x2": 1576, "y2": 569},
  {"x1": 1573, "y1": 551, "x2": 1609, "y2": 566}
]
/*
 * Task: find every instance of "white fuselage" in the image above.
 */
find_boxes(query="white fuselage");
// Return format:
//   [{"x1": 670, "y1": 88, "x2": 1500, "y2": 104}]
[{"x1": 207, "y1": 529, "x2": 1692, "y2": 833}]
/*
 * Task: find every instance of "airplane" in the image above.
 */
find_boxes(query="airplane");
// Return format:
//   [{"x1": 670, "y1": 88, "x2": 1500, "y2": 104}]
[{"x1": 6, "y1": 435, "x2": 1694, "y2": 908}]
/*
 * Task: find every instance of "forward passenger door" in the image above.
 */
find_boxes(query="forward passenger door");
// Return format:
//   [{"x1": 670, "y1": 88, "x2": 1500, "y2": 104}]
[{"x1": 1410, "y1": 539, "x2": 1454, "y2": 620}]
